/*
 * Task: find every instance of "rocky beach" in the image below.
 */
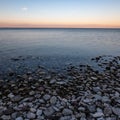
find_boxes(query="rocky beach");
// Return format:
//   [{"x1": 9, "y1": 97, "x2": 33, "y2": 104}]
[{"x1": 0, "y1": 55, "x2": 120, "y2": 120}]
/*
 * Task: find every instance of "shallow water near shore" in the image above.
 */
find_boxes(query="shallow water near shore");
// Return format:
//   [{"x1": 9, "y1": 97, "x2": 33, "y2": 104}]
[{"x1": 0, "y1": 28, "x2": 120, "y2": 73}]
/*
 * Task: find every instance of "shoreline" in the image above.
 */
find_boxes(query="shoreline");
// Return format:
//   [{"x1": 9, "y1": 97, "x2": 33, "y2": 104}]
[{"x1": 0, "y1": 55, "x2": 120, "y2": 119}]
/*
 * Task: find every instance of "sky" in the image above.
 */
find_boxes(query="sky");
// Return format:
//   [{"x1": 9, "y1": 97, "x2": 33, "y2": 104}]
[{"x1": 0, "y1": 0, "x2": 120, "y2": 28}]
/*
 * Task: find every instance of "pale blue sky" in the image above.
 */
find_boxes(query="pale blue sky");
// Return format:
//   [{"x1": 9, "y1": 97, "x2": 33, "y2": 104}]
[{"x1": 0, "y1": 0, "x2": 120, "y2": 28}]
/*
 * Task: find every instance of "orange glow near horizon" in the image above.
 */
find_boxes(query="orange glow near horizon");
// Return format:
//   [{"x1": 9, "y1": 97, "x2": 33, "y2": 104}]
[{"x1": 0, "y1": 20, "x2": 120, "y2": 28}]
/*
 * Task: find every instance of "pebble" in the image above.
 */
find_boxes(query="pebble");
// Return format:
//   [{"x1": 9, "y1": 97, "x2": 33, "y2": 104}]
[
  {"x1": 112, "y1": 107, "x2": 120, "y2": 116},
  {"x1": 62, "y1": 108, "x2": 73, "y2": 115},
  {"x1": 36, "y1": 109, "x2": 42, "y2": 116},
  {"x1": 15, "y1": 117, "x2": 23, "y2": 120},
  {"x1": 43, "y1": 94, "x2": 51, "y2": 101},
  {"x1": 50, "y1": 96, "x2": 57, "y2": 104},
  {"x1": 43, "y1": 107, "x2": 55, "y2": 116},
  {"x1": 27, "y1": 112, "x2": 36, "y2": 119},
  {"x1": 92, "y1": 112, "x2": 104, "y2": 118}
]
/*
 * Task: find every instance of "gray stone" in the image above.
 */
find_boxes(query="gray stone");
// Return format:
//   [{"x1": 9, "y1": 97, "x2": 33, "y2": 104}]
[
  {"x1": 102, "y1": 96, "x2": 110, "y2": 103},
  {"x1": 93, "y1": 87, "x2": 101, "y2": 93},
  {"x1": 36, "y1": 109, "x2": 42, "y2": 116},
  {"x1": 97, "y1": 117, "x2": 105, "y2": 120},
  {"x1": 15, "y1": 117, "x2": 23, "y2": 120},
  {"x1": 29, "y1": 91, "x2": 35, "y2": 96},
  {"x1": 104, "y1": 106, "x2": 112, "y2": 116},
  {"x1": 1, "y1": 115, "x2": 11, "y2": 120},
  {"x1": 78, "y1": 107, "x2": 85, "y2": 112},
  {"x1": 83, "y1": 98, "x2": 92, "y2": 103},
  {"x1": 11, "y1": 95, "x2": 22, "y2": 102},
  {"x1": 87, "y1": 105, "x2": 96, "y2": 113},
  {"x1": 112, "y1": 107, "x2": 120, "y2": 116},
  {"x1": 50, "y1": 96, "x2": 57, "y2": 104},
  {"x1": 92, "y1": 112, "x2": 104, "y2": 118},
  {"x1": 60, "y1": 116, "x2": 71, "y2": 120},
  {"x1": 27, "y1": 112, "x2": 36, "y2": 119},
  {"x1": 7, "y1": 93, "x2": 15, "y2": 98},
  {"x1": 30, "y1": 108, "x2": 36, "y2": 112},
  {"x1": 11, "y1": 112, "x2": 17, "y2": 119},
  {"x1": 43, "y1": 107, "x2": 55, "y2": 116},
  {"x1": 43, "y1": 94, "x2": 51, "y2": 101},
  {"x1": 62, "y1": 108, "x2": 73, "y2": 115},
  {"x1": 50, "y1": 79, "x2": 56, "y2": 84}
]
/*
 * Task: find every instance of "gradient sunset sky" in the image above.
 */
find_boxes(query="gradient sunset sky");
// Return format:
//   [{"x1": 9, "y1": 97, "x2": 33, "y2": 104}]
[{"x1": 0, "y1": 0, "x2": 120, "y2": 28}]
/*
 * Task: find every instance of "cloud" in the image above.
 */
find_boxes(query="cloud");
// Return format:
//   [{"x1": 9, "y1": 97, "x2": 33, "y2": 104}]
[{"x1": 21, "y1": 7, "x2": 28, "y2": 11}]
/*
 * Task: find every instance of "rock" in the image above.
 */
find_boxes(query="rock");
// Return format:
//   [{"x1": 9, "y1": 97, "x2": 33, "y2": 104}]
[
  {"x1": 29, "y1": 91, "x2": 35, "y2": 96},
  {"x1": 104, "y1": 106, "x2": 112, "y2": 116},
  {"x1": 50, "y1": 96, "x2": 57, "y2": 105},
  {"x1": 4, "y1": 108, "x2": 14, "y2": 115},
  {"x1": 92, "y1": 112, "x2": 104, "y2": 118},
  {"x1": 62, "y1": 108, "x2": 73, "y2": 115},
  {"x1": 60, "y1": 116, "x2": 71, "y2": 120},
  {"x1": 36, "y1": 109, "x2": 42, "y2": 116},
  {"x1": 43, "y1": 107, "x2": 55, "y2": 116},
  {"x1": 87, "y1": 105, "x2": 96, "y2": 113},
  {"x1": 11, "y1": 95, "x2": 22, "y2": 102},
  {"x1": 97, "y1": 117, "x2": 105, "y2": 120},
  {"x1": 56, "y1": 81, "x2": 66, "y2": 85},
  {"x1": 91, "y1": 77, "x2": 97, "y2": 80},
  {"x1": 7, "y1": 93, "x2": 15, "y2": 98},
  {"x1": 112, "y1": 107, "x2": 120, "y2": 116},
  {"x1": 11, "y1": 112, "x2": 17, "y2": 119},
  {"x1": 27, "y1": 112, "x2": 36, "y2": 119},
  {"x1": 93, "y1": 87, "x2": 101, "y2": 93},
  {"x1": 78, "y1": 107, "x2": 85, "y2": 112},
  {"x1": 83, "y1": 98, "x2": 92, "y2": 103},
  {"x1": 50, "y1": 79, "x2": 56, "y2": 84},
  {"x1": 15, "y1": 117, "x2": 23, "y2": 120},
  {"x1": 80, "y1": 117, "x2": 87, "y2": 120},
  {"x1": 43, "y1": 94, "x2": 51, "y2": 101},
  {"x1": 94, "y1": 94, "x2": 102, "y2": 101},
  {"x1": 30, "y1": 108, "x2": 36, "y2": 112},
  {"x1": 102, "y1": 96, "x2": 110, "y2": 103},
  {"x1": 1, "y1": 115, "x2": 11, "y2": 120}
]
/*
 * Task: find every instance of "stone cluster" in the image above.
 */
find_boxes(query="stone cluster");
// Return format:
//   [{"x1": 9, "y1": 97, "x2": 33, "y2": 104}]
[{"x1": 0, "y1": 56, "x2": 120, "y2": 120}]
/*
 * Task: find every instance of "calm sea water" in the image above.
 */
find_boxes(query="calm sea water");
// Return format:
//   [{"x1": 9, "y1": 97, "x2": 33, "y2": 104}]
[{"x1": 0, "y1": 28, "x2": 120, "y2": 71}]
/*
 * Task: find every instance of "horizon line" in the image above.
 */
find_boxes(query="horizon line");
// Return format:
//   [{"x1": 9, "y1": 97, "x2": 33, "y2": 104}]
[{"x1": 0, "y1": 27, "x2": 120, "y2": 29}]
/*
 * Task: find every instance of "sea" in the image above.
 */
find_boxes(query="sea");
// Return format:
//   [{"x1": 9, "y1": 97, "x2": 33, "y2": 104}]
[{"x1": 0, "y1": 28, "x2": 120, "y2": 74}]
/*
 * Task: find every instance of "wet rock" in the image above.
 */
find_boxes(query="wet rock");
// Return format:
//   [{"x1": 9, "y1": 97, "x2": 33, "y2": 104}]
[
  {"x1": 15, "y1": 117, "x2": 23, "y2": 120},
  {"x1": 11, "y1": 95, "x2": 22, "y2": 102},
  {"x1": 87, "y1": 105, "x2": 96, "y2": 113},
  {"x1": 27, "y1": 112, "x2": 36, "y2": 119},
  {"x1": 104, "y1": 106, "x2": 112, "y2": 116},
  {"x1": 60, "y1": 116, "x2": 71, "y2": 120},
  {"x1": 1, "y1": 115, "x2": 11, "y2": 120},
  {"x1": 43, "y1": 107, "x2": 55, "y2": 116},
  {"x1": 50, "y1": 96, "x2": 57, "y2": 105},
  {"x1": 43, "y1": 94, "x2": 51, "y2": 101},
  {"x1": 92, "y1": 112, "x2": 104, "y2": 118},
  {"x1": 7, "y1": 93, "x2": 15, "y2": 98},
  {"x1": 78, "y1": 107, "x2": 85, "y2": 112},
  {"x1": 36, "y1": 109, "x2": 42, "y2": 116},
  {"x1": 50, "y1": 79, "x2": 56, "y2": 84},
  {"x1": 62, "y1": 108, "x2": 73, "y2": 115},
  {"x1": 29, "y1": 91, "x2": 35, "y2": 96},
  {"x1": 4, "y1": 108, "x2": 14, "y2": 115},
  {"x1": 112, "y1": 107, "x2": 120, "y2": 116}
]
